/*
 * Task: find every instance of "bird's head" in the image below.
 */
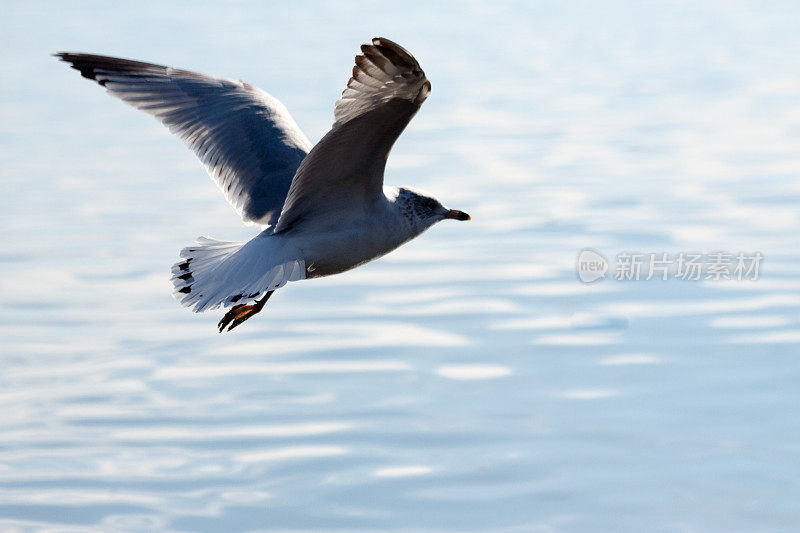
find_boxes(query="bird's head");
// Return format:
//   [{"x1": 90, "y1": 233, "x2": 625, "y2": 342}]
[{"x1": 395, "y1": 187, "x2": 471, "y2": 231}]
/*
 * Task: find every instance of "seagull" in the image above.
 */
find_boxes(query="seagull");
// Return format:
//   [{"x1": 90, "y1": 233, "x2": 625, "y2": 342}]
[{"x1": 56, "y1": 38, "x2": 470, "y2": 332}]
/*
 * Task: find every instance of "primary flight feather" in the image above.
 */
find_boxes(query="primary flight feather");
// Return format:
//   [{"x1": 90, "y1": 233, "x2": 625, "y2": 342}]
[{"x1": 56, "y1": 38, "x2": 470, "y2": 331}]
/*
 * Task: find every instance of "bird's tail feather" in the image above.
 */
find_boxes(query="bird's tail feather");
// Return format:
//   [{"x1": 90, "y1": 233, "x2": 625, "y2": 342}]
[{"x1": 171, "y1": 236, "x2": 305, "y2": 312}]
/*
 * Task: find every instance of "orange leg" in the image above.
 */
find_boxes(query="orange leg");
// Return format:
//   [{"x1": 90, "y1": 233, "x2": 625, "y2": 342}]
[{"x1": 217, "y1": 291, "x2": 274, "y2": 332}]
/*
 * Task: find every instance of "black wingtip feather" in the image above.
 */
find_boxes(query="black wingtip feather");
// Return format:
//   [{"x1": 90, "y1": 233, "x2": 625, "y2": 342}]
[
  {"x1": 371, "y1": 37, "x2": 418, "y2": 69},
  {"x1": 55, "y1": 52, "x2": 170, "y2": 85},
  {"x1": 55, "y1": 52, "x2": 101, "y2": 82}
]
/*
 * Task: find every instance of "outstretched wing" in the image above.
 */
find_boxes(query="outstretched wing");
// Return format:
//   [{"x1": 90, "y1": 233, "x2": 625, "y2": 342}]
[
  {"x1": 273, "y1": 37, "x2": 430, "y2": 233},
  {"x1": 56, "y1": 53, "x2": 312, "y2": 226}
]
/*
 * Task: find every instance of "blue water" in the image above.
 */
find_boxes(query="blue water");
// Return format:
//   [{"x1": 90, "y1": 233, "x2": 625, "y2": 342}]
[{"x1": 2, "y1": 1, "x2": 800, "y2": 531}]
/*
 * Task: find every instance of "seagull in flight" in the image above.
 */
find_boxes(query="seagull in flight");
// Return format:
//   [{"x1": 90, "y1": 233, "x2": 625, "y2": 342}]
[{"x1": 56, "y1": 38, "x2": 470, "y2": 332}]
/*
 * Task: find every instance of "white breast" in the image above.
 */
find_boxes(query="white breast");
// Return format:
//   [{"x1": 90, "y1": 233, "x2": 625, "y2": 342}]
[{"x1": 297, "y1": 193, "x2": 415, "y2": 278}]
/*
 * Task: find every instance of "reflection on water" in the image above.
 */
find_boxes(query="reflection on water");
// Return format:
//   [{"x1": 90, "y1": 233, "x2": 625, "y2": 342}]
[{"x1": 2, "y1": 1, "x2": 800, "y2": 531}]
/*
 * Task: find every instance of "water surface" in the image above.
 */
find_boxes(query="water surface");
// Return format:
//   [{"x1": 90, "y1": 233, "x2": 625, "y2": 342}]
[{"x1": 2, "y1": 1, "x2": 800, "y2": 531}]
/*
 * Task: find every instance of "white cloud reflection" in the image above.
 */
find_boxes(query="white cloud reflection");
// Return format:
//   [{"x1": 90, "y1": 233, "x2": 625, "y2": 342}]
[
  {"x1": 436, "y1": 365, "x2": 512, "y2": 380},
  {"x1": 236, "y1": 445, "x2": 346, "y2": 463},
  {"x1": 374, "y1": 465, "x2": 432, "y2": 478}
]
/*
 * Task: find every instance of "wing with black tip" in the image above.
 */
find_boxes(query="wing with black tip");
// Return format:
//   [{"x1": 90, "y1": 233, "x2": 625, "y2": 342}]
[
  {"x1": 56, "y1": 52, "x2": 312, "y2": 225},
  {"x1": 273, "y1": 38, "x2": 430, "y2": 233}
]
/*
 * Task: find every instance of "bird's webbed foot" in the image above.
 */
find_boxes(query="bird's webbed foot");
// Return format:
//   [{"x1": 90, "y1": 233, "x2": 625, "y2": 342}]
[{"x1": 217, "y1": 291, "x2": 274, "y2": 332}]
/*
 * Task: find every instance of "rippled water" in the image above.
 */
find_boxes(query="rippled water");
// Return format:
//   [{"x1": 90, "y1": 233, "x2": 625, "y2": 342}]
[{"x1": 3, "y1": 1, "x2": 800, "y2": 531}]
